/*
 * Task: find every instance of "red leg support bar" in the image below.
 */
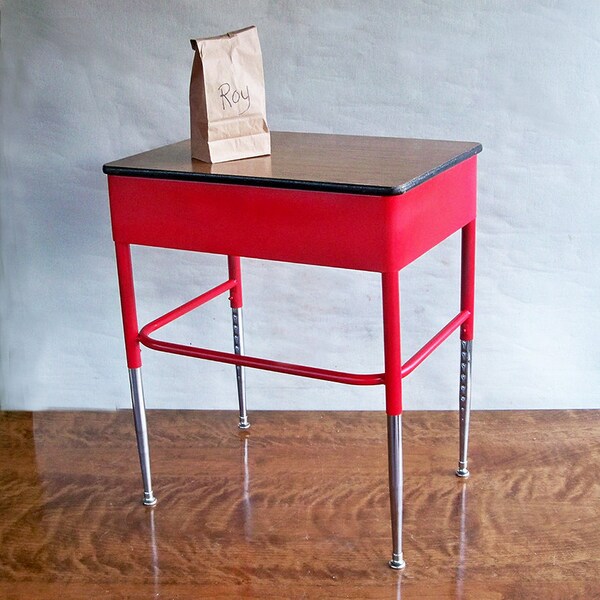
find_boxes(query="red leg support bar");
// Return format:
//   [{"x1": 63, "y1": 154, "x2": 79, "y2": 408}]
[
  {"x1": 115, "y1": 243, "x2": 142, "y2": 369},
  {"x1": 460, "y1": 219, "x2": 476, "y2": 340},
  {"x1": 227, "y1": 256, "x2": 243, "y2": 309},
  {"x1": 382, "y1": 272, "x2": 403, "y2": 415}
]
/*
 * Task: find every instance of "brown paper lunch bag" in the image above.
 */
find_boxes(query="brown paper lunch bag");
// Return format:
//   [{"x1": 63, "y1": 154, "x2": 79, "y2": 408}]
[{"x1": 190, "y1": 26, "x2": 271, "y2": 163}]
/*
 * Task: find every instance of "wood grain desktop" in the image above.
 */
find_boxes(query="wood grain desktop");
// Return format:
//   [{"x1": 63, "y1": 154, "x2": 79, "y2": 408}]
[
  {"x1": 1, "y1": 410, "x2": 598, "y2": 599},
  {"x1": 103, "y1": 131, "x2": 481, "y2": 195}
]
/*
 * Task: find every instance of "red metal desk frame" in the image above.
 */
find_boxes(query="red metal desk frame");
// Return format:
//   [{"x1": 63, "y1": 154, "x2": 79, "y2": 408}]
[{"x1": 104, "y1": 131, "x2": 481, "y2": 569}]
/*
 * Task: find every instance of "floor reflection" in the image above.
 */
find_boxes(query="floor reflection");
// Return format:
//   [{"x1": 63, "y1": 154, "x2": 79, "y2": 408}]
[
  {"x1": 241, "y1": 433, "x2": 252, "y2": 538},
  {"x1": 395, "y1": 572, "x2": 403, "y2": 600},
  {"x1": 148, "y1": 507, "x2": 160, "y2": 594},
  {"x1": 456, "y1": 481, "x2": 468, "y2": 599}
]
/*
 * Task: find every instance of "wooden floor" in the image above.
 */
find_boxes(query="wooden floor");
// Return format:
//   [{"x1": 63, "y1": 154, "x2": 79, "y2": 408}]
[{"x1": 0, "y1": 410, "x2": 599, "y2": 599}]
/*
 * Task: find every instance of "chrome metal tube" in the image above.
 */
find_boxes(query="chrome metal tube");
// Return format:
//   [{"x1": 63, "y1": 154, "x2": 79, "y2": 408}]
[
  {"x1": 387, "y1": 414, "x2": 406, "y2": 569},
  {"x1": 232, "y1": 308, "x2": 250, "y2": 429},
  {"x1": 456, "y1": 340, "x2": 473, "y2": 478},
  {"x1": 128, "y1": 367, "x2": 157, "y2": 506}
]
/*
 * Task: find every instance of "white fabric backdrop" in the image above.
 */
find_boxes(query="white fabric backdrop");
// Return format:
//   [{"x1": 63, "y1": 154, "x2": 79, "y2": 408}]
[{"x1": 1, "y1": 0, "x2": 599, "y2": 410}]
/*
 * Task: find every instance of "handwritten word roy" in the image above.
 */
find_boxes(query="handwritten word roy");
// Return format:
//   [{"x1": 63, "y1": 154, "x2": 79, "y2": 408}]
[{"x1": 218, "y1": 83, "x2": 251, "y2": 115}]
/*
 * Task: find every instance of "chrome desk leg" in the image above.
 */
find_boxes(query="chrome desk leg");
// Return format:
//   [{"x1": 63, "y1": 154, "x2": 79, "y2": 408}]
[
  {"x1": 388, "y1": 414, "x2": 406, "y2": 570},
  {"x1": 129, "y1": 367, "x2": 157, "y2": 506},
  {"x1": 232, "y1": 307, "x2": 250, "y2": 429},
  {"x1": 456, "y1": 340, "x2": 473, "y2": 478}
]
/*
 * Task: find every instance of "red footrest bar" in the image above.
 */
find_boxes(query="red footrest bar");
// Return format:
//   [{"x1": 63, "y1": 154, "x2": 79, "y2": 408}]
[{"x1": 138, "y1": 284, "x2": 469, "y2": 386}]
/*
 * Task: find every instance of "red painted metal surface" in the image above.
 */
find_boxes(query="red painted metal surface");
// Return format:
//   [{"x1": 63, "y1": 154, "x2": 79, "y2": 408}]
[
  {"x1": 114, "y1": 243, "x2": 142, "y2": 369},
  {"x1": 460, "y1": 220, "x2": 476, "y2": 340},
  {"x1": 139, "y1": 330, "x2": 385, "y2": 386},
  {"x1": 108, "y1": 151, "x2": 477, "y2": 409},
  {"x1": 227, "y1": 256, "x2": 243, "y2": 308},
  {"x1": 140, "y1": 280, "x2": 236, "y2": 336},
  {"x1": 401, "y1": 310, "x2": 470, "y2": 378},
  {"x1": 382, "y1": 272, "x2": 403, "y2": 415},
  {"x1": 108, "y1": 157, "x2": 477, "y2": 273},
  {"x1": 134, "y1": 281, "x2": 468, "y2": 391}
]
